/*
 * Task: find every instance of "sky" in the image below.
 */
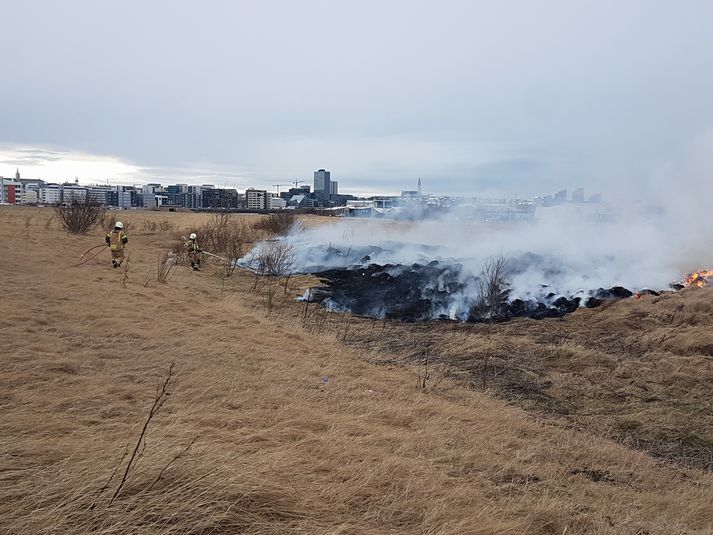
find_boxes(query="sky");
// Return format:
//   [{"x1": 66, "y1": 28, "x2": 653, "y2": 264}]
[{"x1": 2, "y1": 0, "x2": 713, "y2": 198}]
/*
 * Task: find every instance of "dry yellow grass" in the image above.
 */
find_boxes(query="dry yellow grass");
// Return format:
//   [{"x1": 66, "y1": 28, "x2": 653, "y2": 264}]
[
  {"x1": 316, "y1": 289, "x2": 713, "y2": 472},
  {"x1": 1, "y1": 206, "x2": 712, "y2": 534}
]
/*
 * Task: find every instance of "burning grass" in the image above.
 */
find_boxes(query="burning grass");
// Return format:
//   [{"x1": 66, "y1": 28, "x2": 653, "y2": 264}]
[{"x1": 685, "y1": 269, "x2": 713, "y2": 287}]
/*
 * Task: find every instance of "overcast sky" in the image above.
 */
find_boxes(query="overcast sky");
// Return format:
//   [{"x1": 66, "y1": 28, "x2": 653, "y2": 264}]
[{"x1": 1, "y1": 0, "x2": 712, "y2": 197}]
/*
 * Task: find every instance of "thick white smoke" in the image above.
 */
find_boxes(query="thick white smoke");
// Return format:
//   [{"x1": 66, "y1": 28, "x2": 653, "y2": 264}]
[
  {"x1": 245, "y1": 199, "x2": 713, "y2": 311},
  {"x1": 243, "y1": 134, "x2": 713, "y2": 320}
]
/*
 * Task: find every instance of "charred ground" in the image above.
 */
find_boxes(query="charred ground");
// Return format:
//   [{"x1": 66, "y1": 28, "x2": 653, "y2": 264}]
[{"x1": 309, "y1": 261, "x2": 640, "y2": 322}]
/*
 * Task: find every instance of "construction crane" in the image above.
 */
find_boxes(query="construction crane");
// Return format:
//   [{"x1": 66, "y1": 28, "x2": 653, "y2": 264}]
[
  {"x1": 292, "y1": 179, "x2": 306, "y2": 188},
  {"x1": 272, "y1": 184, "x2": 291, "y2": 195}
]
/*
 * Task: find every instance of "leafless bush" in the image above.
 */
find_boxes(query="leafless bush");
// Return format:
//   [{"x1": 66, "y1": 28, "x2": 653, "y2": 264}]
[
  {"x1": 473, "y1": 252, "x2": 510, "y2": 320},
  {"x1": 102, "y1": 213, "x2": 132, "y2": 232},
  {"x1": 186, "y1": 213, "x2": 232, "y2": 254},
  {"x1": 181, "y1": 214, "x2": 256, "y2": 275},
  {"x1": 157, "y1": 252, "x2": 177, "y2": 283},
  {"x1": 24, "y1": 216, "x2": 33, "y2": 249},
  {"x1": 144, "y1": 220, "x2": 172, "y2": 233},
  {"x1": 251, "y1": 212, "x2": 297, "y2": 236},
  {"x1": 222, "y1": 222, "x2": 253, "y2": 276},
  {"x1": 102, "y1": 213, "x2": 117, "y2": 231},
  {"x1": 121, "y1": 256, "x2": 130, "y2": 287},
  {"x1": 44, "y1": 215, "x2": 55, "y2": 229},
  {"x1": 250, "y1": 242, "x2": 295, "y2": 292},
  {"x1": 416, "y1": 345, "x2": 447, "y2": 391},
  {"x1": 259, "y1": 242, "x2": 295, "y2": 276},
  {"x1": 265, "y1": 286, "x2": 276, "y2": 314},
  {"x1": 55, "y1": 196, "x2": 106, "y2": 234}
]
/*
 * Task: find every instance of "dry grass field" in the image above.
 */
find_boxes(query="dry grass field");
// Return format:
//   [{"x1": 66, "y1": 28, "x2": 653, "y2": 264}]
[{"x1": 1, "y1": 206, "x2": 712, "y2": 534}]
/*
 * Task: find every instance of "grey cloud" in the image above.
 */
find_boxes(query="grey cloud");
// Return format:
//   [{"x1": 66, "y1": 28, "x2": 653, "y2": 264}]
[{"x1": 1, "y1": 0, "x2": 713, "y2": 196}]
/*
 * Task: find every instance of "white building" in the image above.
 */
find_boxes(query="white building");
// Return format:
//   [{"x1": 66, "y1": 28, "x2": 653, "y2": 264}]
[
  {"x1": 61, "y1": 186, "x2": 88, "y2": 202},
  {"x1": 246, "y1": 188, "x2": 269, "y2": 210},
  {"x1": 39, "y1": 185, "x2": 62, "y2": 204},
  {"x1": 345, "y1": 199, "x2": 375, "y2": 217},
  {"x1": 87, "y1": 187, "x2": 112, "y2": 205},
  {"x1": 118, "y1": 191, "x2": 132, "y2": 208},
  {"x1": 269, "y1": 196, "x2": 287, "y2": 210},
  {"x1": 23, "y1": 181, "x2": 44, "y2": 204}
]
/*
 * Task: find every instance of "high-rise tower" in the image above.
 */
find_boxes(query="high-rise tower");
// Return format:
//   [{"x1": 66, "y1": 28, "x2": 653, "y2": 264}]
[{"x1": 314, "y1": 169, "x2": 331, "y2": 194}]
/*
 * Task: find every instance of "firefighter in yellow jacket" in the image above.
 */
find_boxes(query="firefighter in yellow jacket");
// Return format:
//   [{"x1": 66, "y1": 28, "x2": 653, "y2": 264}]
[
  {"x1": 105, "y1": 221, "x2": 128, "y2": 268},
  {"x1": 184, "y1": 232, "x2": 202, "y2": 271}
]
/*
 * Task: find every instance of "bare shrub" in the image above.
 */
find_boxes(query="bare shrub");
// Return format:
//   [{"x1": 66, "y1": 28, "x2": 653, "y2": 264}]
[
  {"x1": 251, "y1": 212, "x2": 297, "y2": 236},
  {"x1": 55, "y1": 196, "x2": 106, "y2": 234},
  {"x1": 250, "y1": 242, "x2": 295, "y2": 292},
  {"x1": 416, "y1": 344, "x2": 447, "y2": 391},
  {"x1": 102, "y1": 213, "x2": 117, "y2": 232},
  {"x1": 473, "y1": 252, "x2": 510, "y2": 320},
  {"x1": 185, "y1": 213, "x2": 232, "y2": 255},
  {"x1": 265, "y1": 286, "x2": 276, "y2": 315},
  {"x1": 157, "y1": 252, "x2": 176, "y2": 283},
  {"x1": 261, "y1": 242, "x2": 295, "y2": 276},
  {"x1": 102, "y1": 213, "x2": 132, "y2": 232},
  {"x1": 222, "y1": 222, "x2": 253, "y2": 276},
  {"x1": 121, "y1": 256, "x2": 130, "y2": 287},
  {"x1": 24, "y1": 216, "x2": 33, "y2": 249},
  {"x1": 144, "y1": 220, "x2": 171, "y2": 233},
  {"x1": 181, "y1": 214, "x2": 256, "y2": 275}
]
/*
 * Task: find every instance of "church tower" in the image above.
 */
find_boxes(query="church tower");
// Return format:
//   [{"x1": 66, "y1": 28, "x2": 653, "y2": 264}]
[
  {"x1": 417, "y1": 177, "x2": 422, "y2": 196},
  {"x1": 15, "y1": 168, "x2": 20, "y2": 180}
]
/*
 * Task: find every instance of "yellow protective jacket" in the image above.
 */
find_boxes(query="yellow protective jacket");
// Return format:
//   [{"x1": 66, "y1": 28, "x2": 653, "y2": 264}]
[
  {"x1": 185, "y1": 239, "x2": 200, "y2": 253},
  {"x1": 106, "y1": 230, "x2": 128, "y2": 251}
]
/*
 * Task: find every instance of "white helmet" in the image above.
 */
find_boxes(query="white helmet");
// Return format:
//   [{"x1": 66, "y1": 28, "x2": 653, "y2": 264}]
[
  {"x1": 189, "y1": 233, "x2": 197, "y2": 239},
  {"x1": 115, "y1": 221, "x2": 124, "y2": 229}
]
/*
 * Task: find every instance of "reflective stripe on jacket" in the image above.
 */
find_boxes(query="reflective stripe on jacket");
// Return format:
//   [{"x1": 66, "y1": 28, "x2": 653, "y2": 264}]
[
  {"x1": 107, "y1": 230, "x2": 127, "y2": 251},
  {"x1": 185, "y1": 240, "x2": 200, "y2": 252}
]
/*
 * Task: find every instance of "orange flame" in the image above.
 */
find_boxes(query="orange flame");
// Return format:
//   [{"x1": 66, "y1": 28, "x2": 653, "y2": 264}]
[{"x1": 684, "y1": 270, "x2": 713, "y2": 287}]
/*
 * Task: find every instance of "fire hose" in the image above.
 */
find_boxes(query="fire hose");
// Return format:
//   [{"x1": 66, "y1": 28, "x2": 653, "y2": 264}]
[
  {"x1": 73, "y1": 244, "x2": 109, "y2": 267},
  {"x1": 201, "y1": 250, "x2": 230, "y2": 262},
  {"x1": 180, "y1": 237, "x2": 229, "y2": 262},
  {"x1": 181, "y1": 235, "x2": 247, "y2": 268}
]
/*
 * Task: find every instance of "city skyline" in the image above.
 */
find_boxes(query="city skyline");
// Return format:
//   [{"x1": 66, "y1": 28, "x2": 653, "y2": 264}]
[{"x1": 0, "y1": 145, "x2": 413, "y2": 198}]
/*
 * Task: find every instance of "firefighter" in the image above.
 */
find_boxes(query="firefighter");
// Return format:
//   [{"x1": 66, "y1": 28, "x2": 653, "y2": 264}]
[
  {"x1": 105, "y1": 221, "x2": 128, "y2": 268},
  {"x1": 184, "y1": 232, "x2": 202, "y2": 270}
]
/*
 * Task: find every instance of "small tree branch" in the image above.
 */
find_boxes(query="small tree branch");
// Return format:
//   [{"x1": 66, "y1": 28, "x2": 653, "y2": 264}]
[
  {"x1": 109, "y1": 363, "x2": 175, "y2": 505},
  {"x1": 145, "y1": 435, "x2": 199, "y2": 492}
]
